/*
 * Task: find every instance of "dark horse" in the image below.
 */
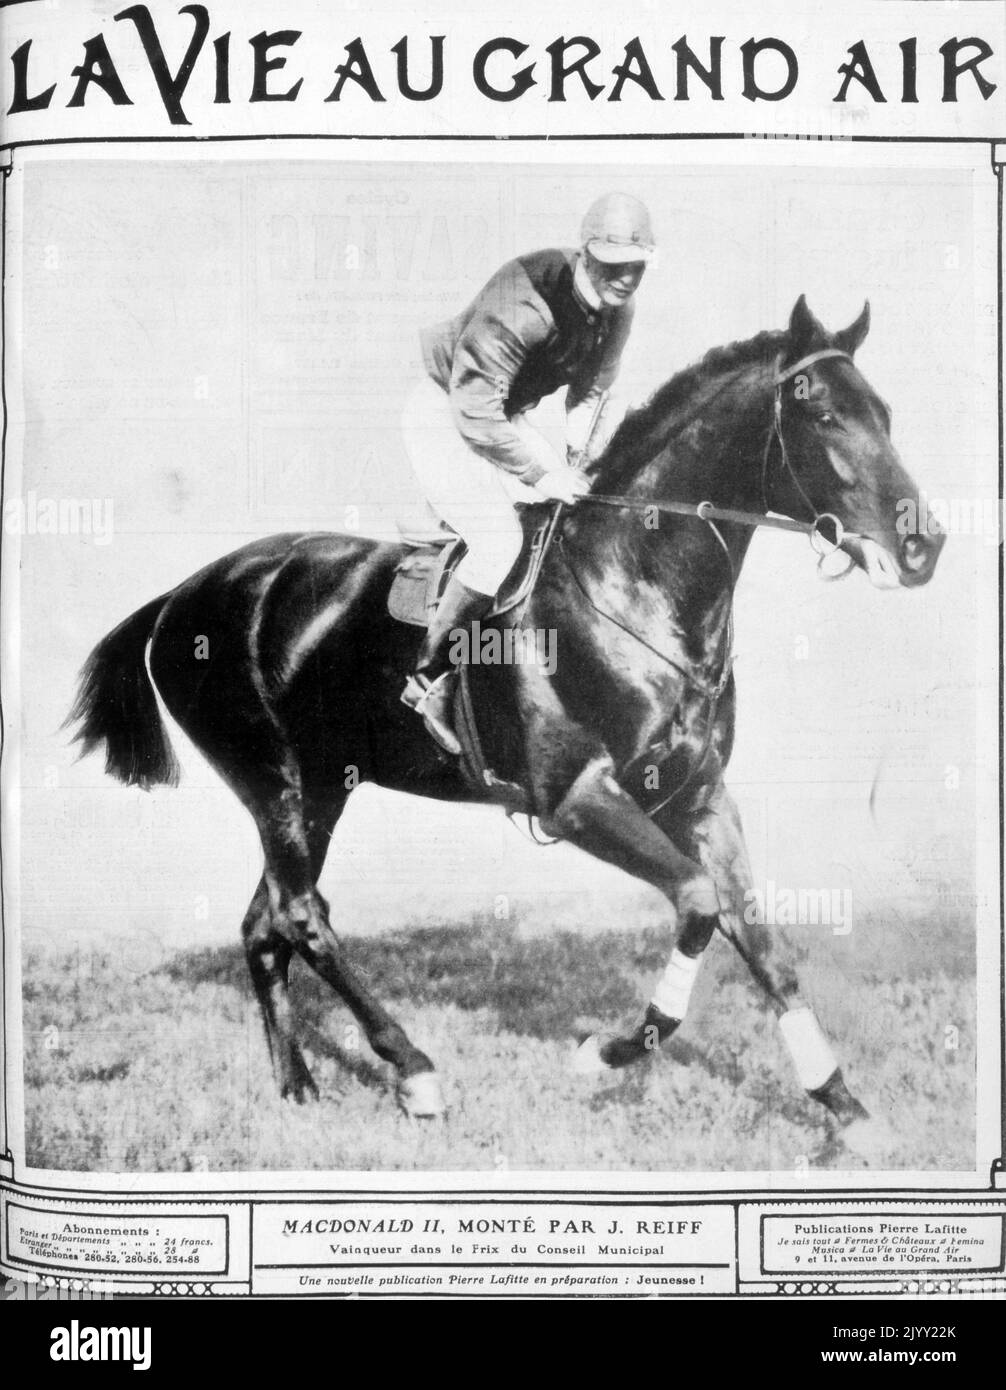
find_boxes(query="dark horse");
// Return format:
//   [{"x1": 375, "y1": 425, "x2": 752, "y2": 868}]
[{"x1": 69, "y1": 297, "x2": 943, "y2": 1156}]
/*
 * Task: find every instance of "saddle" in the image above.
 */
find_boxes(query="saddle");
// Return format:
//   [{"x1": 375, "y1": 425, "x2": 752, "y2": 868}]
[
  {"x1": 387, "y1": 532, "x2": 465, "y2": 628},
  {"x1": 387, "y1": 506, "x2": 558, "y2": 629},
  {"x1": 388, "y1": 505, "x2": 561, "y2": 813}
]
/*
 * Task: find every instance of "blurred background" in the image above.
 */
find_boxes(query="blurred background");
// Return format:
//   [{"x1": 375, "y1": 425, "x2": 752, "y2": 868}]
[{"x1": 6, "y1": 149, "x2": 998, "y2": 984}]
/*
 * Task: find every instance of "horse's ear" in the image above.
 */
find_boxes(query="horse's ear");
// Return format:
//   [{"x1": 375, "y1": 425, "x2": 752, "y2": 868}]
[
  {"x1": 833, "y1": 300, "x2": 871, "y2": 357},
  {"x1": 787, "y1": 294, "x2": 828, "y2": 357}
]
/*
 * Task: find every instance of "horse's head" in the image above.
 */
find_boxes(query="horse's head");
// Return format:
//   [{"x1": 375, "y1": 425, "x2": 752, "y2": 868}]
[{"x1": 771, "y1": 295, "x2": 944, "y2": 589}]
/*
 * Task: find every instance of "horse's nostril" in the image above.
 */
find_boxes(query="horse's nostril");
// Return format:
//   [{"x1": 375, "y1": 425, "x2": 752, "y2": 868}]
[
  {"x1": 901, "y1": 534, "x2": 931, "y2": 572},
  {"x1": 810, "y1": 513, "x2": 843, "y2": 554}
]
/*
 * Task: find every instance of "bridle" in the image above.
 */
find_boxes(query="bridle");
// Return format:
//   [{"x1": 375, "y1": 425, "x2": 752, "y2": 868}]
[
  {"x1": 550, "y1": 346, "x2": 861, "y2": 816},
  {"x1": 580, "y1": 347, "x2": 859, "y2": 574},
  {"x1": 762, "y1": 347, "x2": 860, "y2": 571}
]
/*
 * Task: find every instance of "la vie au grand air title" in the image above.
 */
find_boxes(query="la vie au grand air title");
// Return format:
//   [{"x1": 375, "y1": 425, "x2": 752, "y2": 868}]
[{"x1": 6, "y1": 6, "x2": 1000, "y2": 127}]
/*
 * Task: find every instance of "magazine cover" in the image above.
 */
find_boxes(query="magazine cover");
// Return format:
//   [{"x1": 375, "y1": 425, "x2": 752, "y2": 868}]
[{"x1": 0, "y1": 0, "x2": 1003, "y2": 1321}]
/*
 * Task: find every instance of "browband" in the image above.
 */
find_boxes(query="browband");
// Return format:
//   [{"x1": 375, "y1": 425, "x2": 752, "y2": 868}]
[{"x1": 774, "y1": 348, "x2": 852, "y2": 386}]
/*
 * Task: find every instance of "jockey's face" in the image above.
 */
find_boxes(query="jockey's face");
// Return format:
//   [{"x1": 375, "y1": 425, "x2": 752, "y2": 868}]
[{"x1": 583, "y1": 249, "x2": 647, "y2": 308}]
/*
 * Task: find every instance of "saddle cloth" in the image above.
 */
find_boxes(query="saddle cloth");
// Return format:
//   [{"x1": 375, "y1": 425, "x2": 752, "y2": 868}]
[{"x1": 387, "y1": 505, "x2": 557, "y2": 629}]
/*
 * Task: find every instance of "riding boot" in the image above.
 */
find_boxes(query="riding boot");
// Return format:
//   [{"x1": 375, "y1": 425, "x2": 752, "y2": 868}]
[{"x1": 401, "y1": 576, "x2": 491, "y2": 755}]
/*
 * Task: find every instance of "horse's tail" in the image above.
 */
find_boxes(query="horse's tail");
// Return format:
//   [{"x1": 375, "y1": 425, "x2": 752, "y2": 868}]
[{"x1": 65, "y1": 594, "x2": 180, "y2": 790}]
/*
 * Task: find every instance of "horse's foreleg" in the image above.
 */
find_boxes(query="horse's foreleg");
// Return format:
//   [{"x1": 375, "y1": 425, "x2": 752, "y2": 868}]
[
  {"x1": 676, "y1": 787, "x2": 868, "y2": 1131},
  {"x1": 539, "y1": 757, "x2": 721, "y2": 1070}
]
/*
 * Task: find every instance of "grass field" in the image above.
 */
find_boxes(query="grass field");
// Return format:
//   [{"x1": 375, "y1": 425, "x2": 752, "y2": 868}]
[{"x1": 22, "y1": 892, "x2": 974, "y2": 1174}]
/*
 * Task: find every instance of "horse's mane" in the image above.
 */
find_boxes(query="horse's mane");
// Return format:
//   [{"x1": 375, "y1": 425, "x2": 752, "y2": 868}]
[{"x1": 597, "y1": 327, "x2": 787, "y2": 485}]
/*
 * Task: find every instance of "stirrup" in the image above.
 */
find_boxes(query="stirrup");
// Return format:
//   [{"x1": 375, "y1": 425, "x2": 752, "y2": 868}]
[
  {"x1": 401, "y1": 673, "x2": 432, "y2": 711},
  {"x1": 401, "y1": 672, "x2": 461, "y2": 754}
]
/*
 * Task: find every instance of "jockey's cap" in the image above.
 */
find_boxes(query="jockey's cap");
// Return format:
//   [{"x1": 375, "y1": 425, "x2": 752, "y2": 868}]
[{"x1": 580, "y1": 193, "x2": 655, "y2": 264}]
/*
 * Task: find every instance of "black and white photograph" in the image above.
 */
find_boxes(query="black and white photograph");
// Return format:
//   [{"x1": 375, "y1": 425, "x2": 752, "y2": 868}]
[{"x1": 0, "y1": 0, "x2": 1003, "y2": 1304}]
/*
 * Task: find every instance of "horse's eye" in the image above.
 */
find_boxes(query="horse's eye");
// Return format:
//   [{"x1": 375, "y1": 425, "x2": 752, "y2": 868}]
[{"x1": 816, "y1": 412, "x2": 835, "y2": 427}]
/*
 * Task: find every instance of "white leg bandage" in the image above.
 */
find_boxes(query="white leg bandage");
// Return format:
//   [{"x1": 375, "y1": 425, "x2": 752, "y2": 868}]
[
  {"x1": 651, "y1": 949, "x2": 702, "y2": 1022},
  {"x1": 779, "y1": 1007, "x2": 838, "y2": 1092}
]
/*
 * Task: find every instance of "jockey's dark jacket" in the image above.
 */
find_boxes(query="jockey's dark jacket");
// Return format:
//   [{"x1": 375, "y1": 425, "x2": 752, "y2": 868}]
[{"x1": 421, "y1": 247, "x2": 634, "y2": 485}]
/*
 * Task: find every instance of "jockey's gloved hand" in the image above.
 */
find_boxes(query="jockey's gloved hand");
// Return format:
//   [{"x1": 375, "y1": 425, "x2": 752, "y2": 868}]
[{"x1": 537, "y1": 466, "x2": 590, "y2": 505}]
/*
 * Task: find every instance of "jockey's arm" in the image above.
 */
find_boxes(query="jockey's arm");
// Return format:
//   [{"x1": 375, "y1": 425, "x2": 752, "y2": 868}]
[{"x1": 446, "y1": 292, "x2": 562, "y2": 488}]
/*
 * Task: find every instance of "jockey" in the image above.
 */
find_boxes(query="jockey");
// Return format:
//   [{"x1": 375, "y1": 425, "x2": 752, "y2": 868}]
[{"x1": 400, "y1": 192, "x2": 655, "y2": 754}]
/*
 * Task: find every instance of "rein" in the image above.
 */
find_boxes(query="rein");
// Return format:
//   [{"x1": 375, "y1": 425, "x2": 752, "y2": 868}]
[
  {"x1": 580, "y1": 346, "x2": 859, "y2": 567},
  {"x1": 583, "y1": 491, "x2": 810, "y2": 537}
]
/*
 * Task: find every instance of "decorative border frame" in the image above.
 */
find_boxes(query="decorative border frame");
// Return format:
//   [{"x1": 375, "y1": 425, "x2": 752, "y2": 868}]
[{"x1": 0, "y1": 15, "x2": 1003, "y2": 1298}]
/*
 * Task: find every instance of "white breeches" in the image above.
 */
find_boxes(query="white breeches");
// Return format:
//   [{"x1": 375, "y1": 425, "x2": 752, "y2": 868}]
[{"x1": 401, "y1": 378, "x2": 555, "y2": 596}]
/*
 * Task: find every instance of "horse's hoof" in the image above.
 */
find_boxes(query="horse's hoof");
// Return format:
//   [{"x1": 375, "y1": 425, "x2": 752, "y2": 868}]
[
  {"x1": 571, "y1": 1033, "x2": 614, "y2": 1075},
  {"x1": 280, "y1": 1064, "x2": 319, "y2": 1104},
  {"x1": 282, "y1": 1083, "x2": 319, "y2": 1104},
  {"x1": 397, "y1": 1071, "x2": 447, "y2": 1119},
  {"x1": 841, "y1": 1114, "x2": 895, "y2": 1165}
]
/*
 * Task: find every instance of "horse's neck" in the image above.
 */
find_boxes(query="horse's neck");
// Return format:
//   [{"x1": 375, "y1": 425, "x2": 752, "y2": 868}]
[
  {"x1": 540, "y1": 366, "x2": 772, "y2": 686},
  {"x1": 577, "y1": 365, "x2": 772, "y2": 651},
  {"x1": 620, "y1": 364, "x2": 772, "y2": 517}
]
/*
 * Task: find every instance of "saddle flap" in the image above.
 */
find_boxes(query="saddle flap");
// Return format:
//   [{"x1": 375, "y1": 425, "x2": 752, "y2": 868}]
[
  {"x1": 490, "y1": 504, "x2": 560, "y2": 618},
  {"x1": 387, "y1": 536, "x2": 465, "y2": 627}
]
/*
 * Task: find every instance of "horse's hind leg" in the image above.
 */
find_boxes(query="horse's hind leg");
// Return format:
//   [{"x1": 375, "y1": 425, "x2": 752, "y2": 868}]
[
  {"x1": 673, "y1": 787, "x2": 871, "y2": 1137},
  {"x1": 248, "y1": 784, "x2": 443, "y2": 1116},
  {"x1": 242, "y1": 877, "x2": 317, "y2": 1102},
  {"x1": 241, "y1": 795, "x2": 342, "y2": 1101}
]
